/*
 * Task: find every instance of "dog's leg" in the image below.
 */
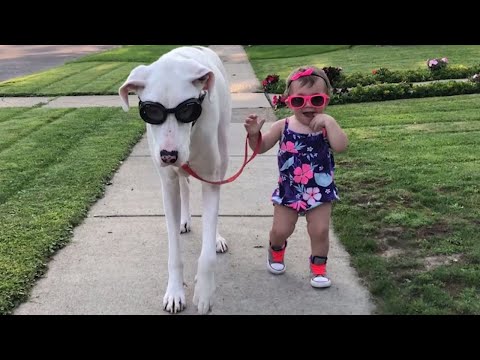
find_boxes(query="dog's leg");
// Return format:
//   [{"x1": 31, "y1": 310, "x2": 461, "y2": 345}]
[
  {"x1": 179, "y1": 176, "x2": 191, "y2": 234},
  {"x1": 214, "y1": 156, "x2": 228, "y2": 253},
  {"x1": 160, "y1": 168, "x2": 186, "y2": 313},
  {"x1": 216, "y1": 231, "x2": 228, "y2": 253},
  {"x1": 193, "y1": 182, "x2": 220, "y2": 314},
  {"x1": 215, "y1": 111, "x2": 229, "y2": 254}
]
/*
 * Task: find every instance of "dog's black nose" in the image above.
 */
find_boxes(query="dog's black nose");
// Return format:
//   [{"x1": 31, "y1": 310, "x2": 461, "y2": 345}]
[{"x1": 160, "y1": 150, "x2": 178, "y2": 164}]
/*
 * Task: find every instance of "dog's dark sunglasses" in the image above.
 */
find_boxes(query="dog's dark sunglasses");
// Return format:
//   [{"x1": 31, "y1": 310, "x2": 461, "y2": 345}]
[{"x1": 138, "y1": 92, "x2": 206, "y2": 125}]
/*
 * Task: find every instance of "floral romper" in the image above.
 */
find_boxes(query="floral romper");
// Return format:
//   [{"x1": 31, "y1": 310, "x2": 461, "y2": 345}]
[{"x1": 271, "y1": 118, "x2": 339, "y2": 214}]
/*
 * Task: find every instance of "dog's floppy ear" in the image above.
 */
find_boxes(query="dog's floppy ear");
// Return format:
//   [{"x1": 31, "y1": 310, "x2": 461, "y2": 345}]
[
  {"x1": 196, "y1": 71, "x2": 214, "y2": 92},
  {"x1": 118, "y1": 65, "x2": 150, "y2": 112},
  {"x1": 185, "y1": 59, "x2": 215, "y2": 101},
  {"x1": 197, "y1": 72, "x2": 215, "y2": 101}
]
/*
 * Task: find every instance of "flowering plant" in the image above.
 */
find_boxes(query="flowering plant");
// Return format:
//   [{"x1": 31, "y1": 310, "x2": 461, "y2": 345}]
[
  {"x1": 372, "y1": 67, "x2": 391, "y2": 76},
  {"x1": 262, "y1": 74, "x2": 280, "y2": 92},
  {"x1": 427, "y1": 57, "x2": 448, "y2": 71},
  {"x1": 262, "y1": 74, "x2": 286, "y2": 109},
  {"x1": 322, "y1": 66, "x2": 343, "y2": 87},
  {"x1": 272, "y1": 94, "x2": 287, "y2": 109},
  {"x1": 332, "y1": 87, "x2": 350, "y2": 95},
  {"x1": 470, "y1": 73, "x2": 480, "y2": 83}
]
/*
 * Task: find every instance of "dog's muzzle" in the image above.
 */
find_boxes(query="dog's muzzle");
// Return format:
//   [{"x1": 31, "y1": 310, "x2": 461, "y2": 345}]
[{"x1": 160, "y1": 150, "x2": 178, "y2": 164}]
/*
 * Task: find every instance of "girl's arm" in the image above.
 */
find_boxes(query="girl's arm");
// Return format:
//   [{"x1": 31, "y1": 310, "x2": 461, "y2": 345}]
[
  {"x1": 245, "y1": 116, "x2": 284, "y2": 154},
  {"x1": 310, "y1": 113, "x2": 348, "y2": 153},
  {"x1": 324, "y1": 116, "x2": 348, "y2": 153}
]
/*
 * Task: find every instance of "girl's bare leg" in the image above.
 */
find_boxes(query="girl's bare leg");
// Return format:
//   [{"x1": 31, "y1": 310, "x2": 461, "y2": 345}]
[{"x1": 270, "y1": 204, "x2": 298, "y2": 248}]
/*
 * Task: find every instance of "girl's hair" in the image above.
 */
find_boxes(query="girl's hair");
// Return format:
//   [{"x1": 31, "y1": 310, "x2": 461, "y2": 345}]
[{"x1": 284, "y1": 66, "x2": 332, "y2": 96}]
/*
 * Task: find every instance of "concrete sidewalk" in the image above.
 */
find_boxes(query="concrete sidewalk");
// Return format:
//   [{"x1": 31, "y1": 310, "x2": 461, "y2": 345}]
[
  {"x1": 13, "y1": 45, "x2": 375, "y2": 315},
  {"x1": 0, "y1": 94, "x2": 270, "y2": 109}
]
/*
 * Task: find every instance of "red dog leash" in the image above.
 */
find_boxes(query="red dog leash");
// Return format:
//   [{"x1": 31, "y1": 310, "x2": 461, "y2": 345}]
[{"x1": 181, "y1": 133, "x2": 262, "y2": 185}]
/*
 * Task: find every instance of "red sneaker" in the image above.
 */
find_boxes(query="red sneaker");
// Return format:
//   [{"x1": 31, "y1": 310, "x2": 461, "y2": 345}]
[
  {"x1": 310, "y1": 256, "x2": 331, "y2": 288},
  {"x1": 267, "y1": 242, "x2": 287, "y2": 275}
]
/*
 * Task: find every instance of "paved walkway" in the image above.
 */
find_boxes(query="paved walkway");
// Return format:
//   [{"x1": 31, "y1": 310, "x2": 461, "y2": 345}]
[
  {"x1": 0, "y1": 45, "x2": 119, "y2": 82},
  {"x1": 0, "y1": 93, "x2": 270, "y2": 109},
  {"x1": 12, "y1": 45, "x2": 375, "y2": 315}
]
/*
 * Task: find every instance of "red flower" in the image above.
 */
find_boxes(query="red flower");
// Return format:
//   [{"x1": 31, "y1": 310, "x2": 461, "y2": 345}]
[
  {"x1": 262, "y1": 74, "x2": 280, "y2": 91},
  {"x1": 266, "y1": 75, "x2": 279, "y2": 83}
]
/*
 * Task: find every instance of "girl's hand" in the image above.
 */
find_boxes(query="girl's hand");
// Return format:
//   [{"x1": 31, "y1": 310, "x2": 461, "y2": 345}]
[
  {"x1": 309, "y1": 113, "x2": 333, "y2": 133},
  {"x1": 244, "y1": 114, "x2": 266, "y2": 136}
]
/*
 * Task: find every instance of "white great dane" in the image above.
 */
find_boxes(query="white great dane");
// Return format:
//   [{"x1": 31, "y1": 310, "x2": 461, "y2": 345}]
[{"x1": 119, "y1": 46, "x2": 231, "y2": 314}]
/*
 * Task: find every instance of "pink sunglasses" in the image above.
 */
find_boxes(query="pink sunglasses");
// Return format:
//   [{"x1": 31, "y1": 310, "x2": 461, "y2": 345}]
[{"x1": 285, "y1": 93, "x2": 329, "y2": 109}]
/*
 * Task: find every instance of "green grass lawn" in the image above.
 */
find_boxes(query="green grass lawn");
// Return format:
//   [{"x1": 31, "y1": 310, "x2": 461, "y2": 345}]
[
  {"x1": 244, "y1": 45, "x2": 352, "y2": 60},
  {"x1": 68, "y1": 45, "x2": 184, "y2": 63},
  {"x1": 246, "y1": 45, "x2": 480, "y2": 82},
  {"x1": 276, "y1": 94, "x2": 480, "y2": 314},
  {"x1": 0, "y1": 45, "x2": 185, "y2": 97},
  {"x1": 4, "y1": 45, "x2": 479, "y2": 97},
  {"x1": 0, "y1": 107, "x2": 145, "y2": 314},
  {"x1": 0, "y1": 62, "x2": 143, "y2": 96}
]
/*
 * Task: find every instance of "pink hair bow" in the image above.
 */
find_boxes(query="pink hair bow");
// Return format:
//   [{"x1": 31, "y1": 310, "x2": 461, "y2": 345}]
[{"x1": 290, "y1": 68, "x2": 314, "y2": 81}]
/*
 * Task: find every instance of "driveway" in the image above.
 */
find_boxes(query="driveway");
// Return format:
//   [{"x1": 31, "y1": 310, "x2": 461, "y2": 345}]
[{"x1": 0, "y1": 45, "x2": 118, "y2": 82}]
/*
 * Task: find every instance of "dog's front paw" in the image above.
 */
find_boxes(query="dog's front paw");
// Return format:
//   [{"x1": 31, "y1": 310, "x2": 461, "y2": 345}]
[
  {"x1": 216, "y1": 233, "x2": 228, "y2": 253},
  {"x1": 163, "y1": 285, "x2": 186, "y2": 314},
  {"x1": 180, "y1": 217, "x2": 191, "y2": 234},
  {"x1": 193, "y1": 274, "x2": 215, "y2": 315}
]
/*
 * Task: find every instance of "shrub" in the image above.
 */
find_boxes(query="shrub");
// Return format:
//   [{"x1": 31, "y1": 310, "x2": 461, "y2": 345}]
[
  {"x1": 272, "y1": 94, "x2": 287, "y2": 109},
  {"x1": 329, "y1": 80, "x2": 480, "y2": 105},
  {"x1": 262, "y1": 65, "x2": 480, "y2": 110},
  {"x1": 322, "y1": 66, "x2": 343, "y2": 87},
  {"x1": 427, "y1": 57, "x2": 448, "y2": 71},
  {"x1": 336, "y1": 64, "x2": 480, "y2": 88},
  {"x1": 262, "y1": 74, "x2": 280, "y2": 92}
]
